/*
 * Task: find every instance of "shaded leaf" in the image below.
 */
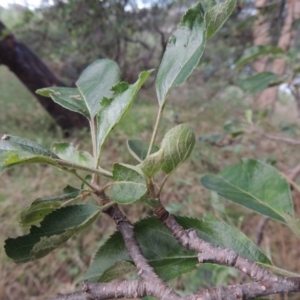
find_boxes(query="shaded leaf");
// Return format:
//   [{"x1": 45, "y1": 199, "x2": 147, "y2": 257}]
[
  {"x1": 112, "y1": 163, "x2": 147, "y2": 204},
  {"x1": 205, "y1": 0, "x2": 236, "y2": 40},
  {"x1": 81, "y1": 216, "x2": 271, "y2": 282},
  {"x1": 52, "y1": 142, "x2": 94, "y2": 167},
  {"x1": 201, "y1": 159, "x2": 294, "y2": 223},
  {"x1": 96, "y1": 70, "x2": 152, "y2": 157},
  {"x1": 20, "y1": 185, "x2": 82, "y2": 226},
  {"x1": 76, "y1": 59, "x2": 121, "y2": 118},
  {"x1": 239, "y1": 72, "x2": 277, "y2": 94},
  {"x1": 161, "y1": 124, "x2": 195, "y2": 174},
  {"x1": 127, "y1": 139, "x2": 159, "y2": 162},
  {"x1": 235, "y1": 45, "x2": 284, "y2": 69},
  {"x1": 5, "y1": 204, "x2": 100, "y2": 263},
  {"x1": 98, "y1": 261, "x2": 136, "y2": 283},
  {"x1": 155, "y1": 3, "x2": 206, "y2": 105},
  {"x1": 36, "y1": 87, "x2": 90, "y2": 119}
]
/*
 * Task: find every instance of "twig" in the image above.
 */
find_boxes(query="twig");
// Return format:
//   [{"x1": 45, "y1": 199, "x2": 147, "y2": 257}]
[
  {"x1": 256, "y1": 129, "x2": 300, "y2": 145},
  {"x1": 255, "y1": 216, "x2": 269, "y2": 246}
]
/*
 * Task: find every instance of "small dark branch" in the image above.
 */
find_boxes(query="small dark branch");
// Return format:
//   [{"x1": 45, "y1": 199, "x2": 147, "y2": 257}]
[
  {"x1": 256, "y1": 129, "x2": 300, "y2": 145},
  {"x1": 123, "y1": 35, "x2": 151, "y2": 50},
  {"x1": 98, "y1": 193, "x2": 181, "y2": 299},
  {"x1": 288, "y1": 163, "x2": 300, "y2": 181},
  {"x1": 47, "y1": 291, "x2": 87, "y2": 300},
  {"x1": 255, "y1": 216, "x2": 269, "y2": 246},
  {"x1": 195, "y1": 277, "x2": 300, "y2": 300}
]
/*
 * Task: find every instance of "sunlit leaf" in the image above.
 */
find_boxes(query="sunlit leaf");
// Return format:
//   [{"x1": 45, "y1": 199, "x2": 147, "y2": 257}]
[
  {"x1": 97, "y1": 70, "x2": 153, "y2": 157},
  {"x1": 52, "y1": 142, "x2": 94, "y2": 167},
  {"x1": 205, "y1": 0, "x2": 236, "y2": 40},
  {"x1": 201, "y1": 159, "x2": 294, "y2": 223},
  {"x1": 161, "y1": 124, "x2": 195, "y2": 174},
  {"x1": 111, "y1": 163, "x2": 147, "y2": 204},
  {"x1": 76, "y1": 59, "x2": 121, "y2": 118},
  {"x1": 36, "y1": 87, "x2": 90, "y2": 119},
  {"x1": 5, "y1": 204, "x2": 100, "y2": 263},
  {"x1": 80, "y1": 216, "x2": 271, "y2": 282},
  {"x1": 156, "y1": 3, "x2": 206, "y2": 105}
]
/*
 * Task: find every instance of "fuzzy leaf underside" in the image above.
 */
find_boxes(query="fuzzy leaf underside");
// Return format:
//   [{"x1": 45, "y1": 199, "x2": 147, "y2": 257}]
[
  {"x1": 112, "y1": 163, "x2": 147, "y2": 204},
  {"x1": 160, "y1": 124, "x2": 195, "y2": 174}
]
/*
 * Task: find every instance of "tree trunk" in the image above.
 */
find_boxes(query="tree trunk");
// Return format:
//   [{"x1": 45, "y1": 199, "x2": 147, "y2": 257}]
[
  {"x1": 0, "y1": 21, "x2": 88, "y2": 131},
  {"x1": 255, "y1": 0, "x2": 300, "y2": 109},
  {"x1": 253, "y1": 0, "x2": 271, "y2": 74}
]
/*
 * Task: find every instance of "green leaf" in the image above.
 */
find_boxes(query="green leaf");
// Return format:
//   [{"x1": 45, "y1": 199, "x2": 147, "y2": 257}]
[
  {"x1": 282, "y1": 213, "x2": 300, "y2": 239},
  {"x1": 223, "y1": 120, "x2": 244, "y2": 137},
  {"x1": 36, "y1": 87, "x2": 90, "y2": 119},
  {"x1": 127, "y1": 139, "x2": 159, "y2": 162},
  {"x1": 20, "y1": 185, "x2": 82, "y2": 226},
  {"x1": 201, "y1": 159, "x2": 294, "y2": 223},
  {"x1": 239, "y1": 72, "x2": 278, "y2": 94},
  {"x1": 0, "y1": 135, "x2": 58, "y2": 158},
  {"x1": 52, "y1": 142, "x2": 94, "y2": 168},
  {"x1": 76, "y1": 59, "x2": 121, "y2": 118},
  {"x1": 112, "y1": 163, "x2": 147, "y2": 204},
  {"x1": 97, "y1": 70, "x2": 153, "y2": 157},
  {"x1": 98, "y1": 261, "x2": 136, "y2": 283},
  {"x1": 139, "y1": 149, "x2": 164, "y2": 177},
  {"x1": 160, "y1": 124, "x2": 195, "y2": 174},
  {"x1": 155, "y1": 3, "x2": 206, "y2": 105},
  {"x1": 80, "y1": 216, "x2": 271, "y2": 282},
  {"x1": 235, "y1": 45, "x2": 284, "y2": 69},
  {"x1": 0, "y1": 135, "x2": 59, "y2": 173},
  {"x1": 205, "y1": 0, "x2": 236, "y2": 40},
  {"x1": 5, "y1": 204, "x2": 100, "y2": 263}
]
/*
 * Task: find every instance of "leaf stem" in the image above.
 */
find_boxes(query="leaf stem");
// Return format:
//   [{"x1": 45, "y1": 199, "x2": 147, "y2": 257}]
[
  {"x1": 157, "y1": 174, "x2": 170, "y2": 196},
  {"x1": 147, "y1": 104, "x2": 165, "y2": 157},
  {"x1": 89, "y1": 119, "x2": 98, "y2": 166},
  {"x1": 72, "y1": 171, "x2": 96, "y2": 191},
  {"x1": 56, "y1": 159, "x2": 113, "y2": 178}
]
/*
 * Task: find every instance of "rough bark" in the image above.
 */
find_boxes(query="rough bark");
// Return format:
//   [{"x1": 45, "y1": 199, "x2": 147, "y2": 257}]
[
  {"x1": 0, "y1": 21, "x2": 88, "y2": 131},
  {"x1": 253, "y1": 0, "x2": 271, "y2": 73},
  {"x1": 255, "y1": 0, "x2": 300, "y2": 108}
]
